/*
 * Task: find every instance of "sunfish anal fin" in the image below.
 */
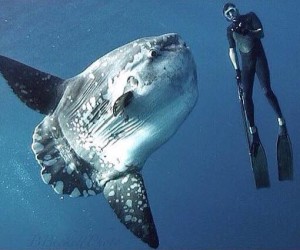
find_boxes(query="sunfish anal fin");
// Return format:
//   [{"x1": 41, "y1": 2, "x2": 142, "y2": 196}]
[{"x1": 103, "y1": 172, "x2": 159, "y2": 248}]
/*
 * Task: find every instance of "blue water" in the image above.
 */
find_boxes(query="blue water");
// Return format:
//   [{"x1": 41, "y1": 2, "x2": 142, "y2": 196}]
[{"x1": 0, "y1": 1, "x2": 300, "y2": 249}]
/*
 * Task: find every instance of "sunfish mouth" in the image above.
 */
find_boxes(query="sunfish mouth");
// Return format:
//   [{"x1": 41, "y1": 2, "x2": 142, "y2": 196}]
[{"x1": 113, "y1": 91, "x2": 134, "y2": 116}]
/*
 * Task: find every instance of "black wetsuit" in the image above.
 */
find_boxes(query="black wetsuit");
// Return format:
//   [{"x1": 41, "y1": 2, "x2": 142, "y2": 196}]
[{"x1": 227, "y1": 12, "x2": 283, "y2": 127}]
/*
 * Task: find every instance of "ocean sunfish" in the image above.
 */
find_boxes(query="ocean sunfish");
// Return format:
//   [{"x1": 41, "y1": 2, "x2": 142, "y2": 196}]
[{"x1": 0, "y1": 33, "x2": 198, "y2": 248}]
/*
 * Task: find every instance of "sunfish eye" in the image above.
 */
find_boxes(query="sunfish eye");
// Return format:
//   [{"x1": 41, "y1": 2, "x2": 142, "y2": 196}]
[
  {"x1": 147, "y1": 47, "x2": 160, "y2": 59},
  {"x1": 150, "y1": 50, "x2": 157, "y2": 57},
  {"x1": 127, "y1": 76, "x2": 139, "y2": 86}
]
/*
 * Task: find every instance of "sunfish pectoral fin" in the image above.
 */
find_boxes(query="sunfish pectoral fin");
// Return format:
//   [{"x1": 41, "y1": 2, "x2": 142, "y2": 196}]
[
  {"x1": 103, "y1": 172, "x2": 159, "y2": 249},
  {"x1": 0, "y1": 55, "x2": 65, "y2": 114},
  {"x1": 113, "y1": 91, "x2": 134, "y2": 116}
]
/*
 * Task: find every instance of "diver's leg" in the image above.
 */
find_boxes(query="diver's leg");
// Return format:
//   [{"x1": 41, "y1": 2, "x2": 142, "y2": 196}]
[
  {"x1": 241, "y1": 53, "x2": 260, "y2": 146},
  {"x1": 241, "y1": 54, "x2": 256, "y2": 128},
  {"x1": 256, "y1": 47, "x2": 292, "y2": 180},
  {"x1": 256, "y1": 45, "x2": 284, "y2": 121},
  {"x1": 256, "y1": 45, "x2": 287, "y2": 135}
]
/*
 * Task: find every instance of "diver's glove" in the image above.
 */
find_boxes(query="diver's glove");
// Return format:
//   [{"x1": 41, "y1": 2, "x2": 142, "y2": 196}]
[
  {"x1": 231, "y1": 21, "x2": 241, "y2": 32},
  {"x1": 231, "y1": 21, "x2": 249, "y2": 36}
]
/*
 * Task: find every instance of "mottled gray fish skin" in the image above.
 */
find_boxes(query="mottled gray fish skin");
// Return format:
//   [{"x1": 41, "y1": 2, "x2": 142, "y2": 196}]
[
  {"x1": 33, "y1": 33, "x2": 197, "y2": 197},
  {"x1": 1, "y1": 33, "x2": 198, "y2": 248}
]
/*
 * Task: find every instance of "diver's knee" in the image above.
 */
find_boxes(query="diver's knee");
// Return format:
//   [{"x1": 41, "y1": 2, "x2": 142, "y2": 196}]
[{"x1": 263, "y1": 88, "x2": 274, "y2": 98}]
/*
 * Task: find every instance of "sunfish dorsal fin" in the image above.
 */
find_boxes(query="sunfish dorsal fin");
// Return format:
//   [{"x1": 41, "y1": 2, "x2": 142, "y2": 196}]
[
  {"x1": 103, "y1": 172, "x2": 159, "y2": 249},
  {"x1": 0, "y1": 55, "x2": 65, "y2": 114}
]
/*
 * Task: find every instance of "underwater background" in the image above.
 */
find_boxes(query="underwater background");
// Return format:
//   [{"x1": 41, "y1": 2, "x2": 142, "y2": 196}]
[{"x1": 0, "y1": 1, "x2": 299, "y2": 249}]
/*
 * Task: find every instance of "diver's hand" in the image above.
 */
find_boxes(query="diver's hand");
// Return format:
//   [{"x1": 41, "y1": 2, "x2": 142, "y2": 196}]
[
  {"x1": 231, "y1": 21, "x2": 249, "y2": 35},
  {"x1": 231, "y1": 21, "x2": 241, "y2": 32},
  {"x1": 235, "y1": 69, "x2": 242, "y2": 81}
]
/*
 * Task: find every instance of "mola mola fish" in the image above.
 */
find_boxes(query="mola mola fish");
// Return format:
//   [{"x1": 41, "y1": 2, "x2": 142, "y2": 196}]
[{"x1": 0, "y1": 33, "x2": 198, "y2": 248}]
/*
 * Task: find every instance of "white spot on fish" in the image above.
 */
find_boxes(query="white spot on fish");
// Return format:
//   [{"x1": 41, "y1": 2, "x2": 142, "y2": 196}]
[
  {"x1": 70, "y1": 188, "x2": 81, "y2": 198},
  {"x1": 126, "y1": 200, "x2": 132, "y2": 208},
  {"x1": 90, "y1": 97, "x2": 96, "y2": 108},
  {"x1": 92, "y1": 60, "x2": 100, "y2": 68},
  {"x1": 121, "y1": 175, "x2": 129, "y2": 184},
  {"x1": 89, "y1": 73, "x2": 95, "y2": 80},
  {"x1": 44, "y1": 154, "x2": 52, "y2": 161},
  {"x1": 54, "y1": 181, "x2": 64, "y2": 194},
  {"x1": 86, "y1": 102, "x2": 92, "y2": 112},
  {"x1": 108, "y1": 191, "x2": 115, "y2": 197},
  {"x1": 88, "y1": 190, "x2": 96, "y2": 196},
  {"x1": 88, "y1": 152, "x2": 95, "y2": 159},
  {"x1": 32, "y1": 142, "x2": 44, "y2": 153},
  {"x1": 125, "y1": 215, "x2": 132, "y2": 222},
  {"x1": 32, "y1": 134, "x2": 42, "y2": 141},
  {"x1": 130, "y1": 183, "x2": 138, "y2": 189},
  {"x1": 86, "y1": 179, "x2": 92, "y2": 189},
  {"x1": 43, "y1": 158, "x2": 57, "y2": 166},
  {"x1": 66, "y1": 163, "x2": 76, "y2": 174},
  {"x1": 41, "y1": 173, "x2": 52, "y2": 184}
]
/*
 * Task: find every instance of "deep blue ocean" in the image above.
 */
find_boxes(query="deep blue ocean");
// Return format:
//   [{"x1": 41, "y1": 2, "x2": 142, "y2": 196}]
[{"x1": 0, "y1": 1, "x2": 299, "y2": 250}]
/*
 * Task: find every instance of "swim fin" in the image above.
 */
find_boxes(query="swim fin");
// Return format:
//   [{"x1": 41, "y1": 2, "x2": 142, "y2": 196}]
[
  {"x1": 277, "y1": 133, "x2": 293, "y2": 181},
  {"x1": 237, "y1": 84, "x2": 270, "y2": 189},
  {"x1": 250, "y1": 141, "x2": 270, "y2": 189}
]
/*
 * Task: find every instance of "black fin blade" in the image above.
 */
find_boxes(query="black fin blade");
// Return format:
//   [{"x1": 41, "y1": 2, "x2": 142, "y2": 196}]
[
  {"x1": 0, "y1": 55, "x2": 65, "y2": 114},
  {"x1": 103, "y1": 172, "x2": 159, "y2": 249},
  {"x1": 277, "y1": 134, "x2": 293, "y2": 181},
  {"x1": 250, "y1": 142, "x2": 270, "y2": 189}
]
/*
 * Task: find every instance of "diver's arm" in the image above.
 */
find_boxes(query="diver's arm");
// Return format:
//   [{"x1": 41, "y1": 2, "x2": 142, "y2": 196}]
[
  {"x1": 229, "y1": 47, "x2": 240, "y2": 70},
  {"x1": 248, "y1": 12, "x2": 264, "y2": 39},
  {"x1": 248, "y1": 27, "x2": 264, "y2": 39}
]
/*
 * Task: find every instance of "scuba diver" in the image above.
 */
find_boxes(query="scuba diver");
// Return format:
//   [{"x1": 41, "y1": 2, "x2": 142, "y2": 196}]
[{"x1": 223, "y1": 2, "x2": 288, "y2": 152}]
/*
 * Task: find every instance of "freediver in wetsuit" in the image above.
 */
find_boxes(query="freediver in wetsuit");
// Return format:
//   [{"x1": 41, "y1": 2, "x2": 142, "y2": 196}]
[{"x1": 223, "y1": 2, "x2": 288, "y2": 151}]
